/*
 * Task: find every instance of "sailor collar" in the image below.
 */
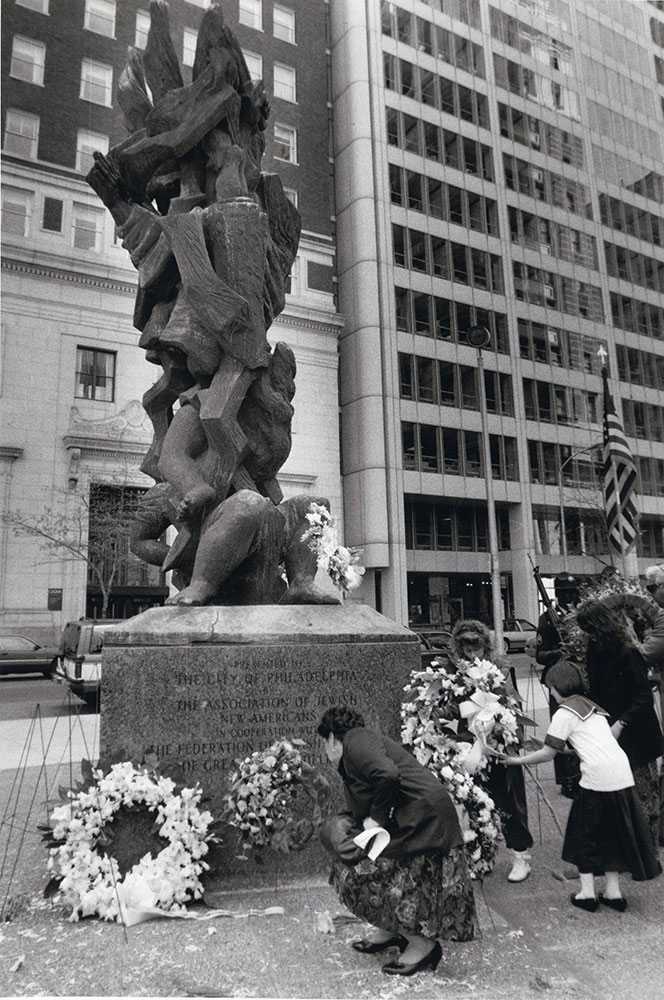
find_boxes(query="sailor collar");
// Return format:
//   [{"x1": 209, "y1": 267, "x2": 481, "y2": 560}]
[{"x1": 558, "y1": 695, "x2": 609, "y2": 721}]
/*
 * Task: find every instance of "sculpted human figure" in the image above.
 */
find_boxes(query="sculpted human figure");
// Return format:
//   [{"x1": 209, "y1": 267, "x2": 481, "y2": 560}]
[{"x1": 87, "y1": 2, "x2": 329, "y2": 605}]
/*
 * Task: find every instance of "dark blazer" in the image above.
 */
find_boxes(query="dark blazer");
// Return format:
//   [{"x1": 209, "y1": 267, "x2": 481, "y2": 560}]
[
  {"x1": 338, "y1": 727, "x2": 463, "y2": 859},
  {"x1": 585, "y1": 640, "x2": 664, "y2": 768}
]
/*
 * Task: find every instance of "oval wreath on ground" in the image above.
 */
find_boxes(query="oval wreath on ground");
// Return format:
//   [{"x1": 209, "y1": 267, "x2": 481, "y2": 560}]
[{"x1": 44, "y1": 761, "x2": 216, "y2": 922}]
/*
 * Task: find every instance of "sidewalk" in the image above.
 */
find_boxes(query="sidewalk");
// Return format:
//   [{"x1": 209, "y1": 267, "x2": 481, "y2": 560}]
[{"x1": 1, "y1": 667, "x2": 663, "y2": 999}]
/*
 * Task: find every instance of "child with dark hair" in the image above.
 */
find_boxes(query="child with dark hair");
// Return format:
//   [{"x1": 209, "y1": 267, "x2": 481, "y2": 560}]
[{"x1": 497, "y1": 661, "x2": 660, "y2": 912}]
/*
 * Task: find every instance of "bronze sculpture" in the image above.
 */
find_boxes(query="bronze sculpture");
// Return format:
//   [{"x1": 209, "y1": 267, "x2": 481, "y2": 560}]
[{"x1": 88, "y1": 1, "x2": 336, "y2": 606}]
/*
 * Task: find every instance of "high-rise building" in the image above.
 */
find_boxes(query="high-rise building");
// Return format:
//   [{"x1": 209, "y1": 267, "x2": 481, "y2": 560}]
[
  {"x1": 1, "y1": 0, "x2": 340, "y2": 640},
  {"x1": 330, "y1": 0, "x2": 664, "y2": 628}
]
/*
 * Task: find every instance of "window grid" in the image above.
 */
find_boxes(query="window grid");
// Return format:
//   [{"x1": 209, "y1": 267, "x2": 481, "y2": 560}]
[
  {"x1": 242, "y1": 49, "x2": 263, "y2": 81},
  {"x1": 135, "y1": 10, "x2": 150, "y2": 49},
  {"x1": 183, "y1": 27, "x2": 198, "y2": 67},
  {"x1": 72, "y1": 203, "x2": 105, "y2": 251},
  {"x1": 10, "y1": 36, "x2": 45, "y2": 86},
  {"x1": 274, "y1": 123, "x2": 296, "y2": 162},
  {"x1": 239, "y1": 0, "x2": 262, "y2": 30},
  {"x1": 16, "y1": 0, "x2": 49, "y2": 11},
  {"x1": 273, "y1": 4, "x2": 295, "y2": 43},
  {"x1": 3, "y1": 109, "x2": 40, "y2": 159},
  {"x1": 402, "y1": 422, "x2": 519, "y2": 481},
  {"x1": 80, "y1": 59, "x2": 113, "y2": 106},
  {"x1": 273, "y1": 62, "x2": 296, "y2": 102},
  {"x1": 75, "y1": 348, "x2": 116, "y2": 402},
  {"x1": 404, "y1": 499, "x2": 511, "y2": 553},
  {"x1": 84, "y1": 0, "x2": 116, "y2": 38},
  {"x1": 76, "y1": 129, "x2": 109, "y2": 174},
  {"x1": 1, "y1": 187, "x2": 32, "y2": 237}
]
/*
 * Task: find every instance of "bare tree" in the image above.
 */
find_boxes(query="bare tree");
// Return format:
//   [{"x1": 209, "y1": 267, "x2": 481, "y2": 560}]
[{"x1": 3, "y1": 483, "x2": 145, "y2": 618}]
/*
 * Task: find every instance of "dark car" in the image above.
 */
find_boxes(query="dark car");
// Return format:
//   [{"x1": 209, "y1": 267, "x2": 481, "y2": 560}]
[
  {"x1": 417, "y1": 629, "x2": 453, "y2": 666},
  {"x1": 0, "y1": 634, "x2": 60, "y2": 677}
]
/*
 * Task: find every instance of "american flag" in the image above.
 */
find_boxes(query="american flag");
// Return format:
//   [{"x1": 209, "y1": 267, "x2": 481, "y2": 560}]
[{"x1": 602, "y1": 369, "x2": 638, "y2": 556}]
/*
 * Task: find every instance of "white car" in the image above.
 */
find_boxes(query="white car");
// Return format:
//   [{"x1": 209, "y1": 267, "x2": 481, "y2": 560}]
[{"x1": 502, "y1": 618, "x2": 537, "y2": 654}]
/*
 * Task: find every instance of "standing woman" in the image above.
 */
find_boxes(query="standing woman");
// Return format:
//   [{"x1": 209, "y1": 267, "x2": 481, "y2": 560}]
[
  {"x1": 576, "y1": 599, "x2": 664, "y2": 849},
  {"x1": 317, "y1": 706, "x2": 477, "y2": 978}
]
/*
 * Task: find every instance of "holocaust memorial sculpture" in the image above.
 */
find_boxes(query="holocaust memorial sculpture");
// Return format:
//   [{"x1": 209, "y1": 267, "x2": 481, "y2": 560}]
[{"x1": 92, "y1": 2, "x2": 418, "y2": 882}]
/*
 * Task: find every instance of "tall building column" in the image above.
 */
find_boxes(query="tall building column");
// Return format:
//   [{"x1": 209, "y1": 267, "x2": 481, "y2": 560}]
[{"x1": 0, "y1": 447, "x2": 23, "y2": 618}]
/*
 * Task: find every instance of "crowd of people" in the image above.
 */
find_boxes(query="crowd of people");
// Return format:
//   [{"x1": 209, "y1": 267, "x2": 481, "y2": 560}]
[{"x1": 315, "y1": 562, "x2": 664, "y2": 978}]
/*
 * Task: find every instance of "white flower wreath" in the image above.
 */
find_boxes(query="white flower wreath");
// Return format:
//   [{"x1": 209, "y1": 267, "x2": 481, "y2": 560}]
[
  {"x1": 301, "y1": 502, "x2": 365, "y2": 594},
  {"x1": 46, "y1": 761, "x2": 216, "y2": 922},
  {"x1": 401, "y1": 656, "x2": 528, "y2": 879}
]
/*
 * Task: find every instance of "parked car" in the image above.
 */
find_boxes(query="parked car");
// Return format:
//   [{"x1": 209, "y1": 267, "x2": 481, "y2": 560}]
[
  {"x1": 52, "y1": 619, "x2": 122, "y2": 707},
  {"x1": 417, "y1": 629, "x2": 453, "y2": 666},
  {"x1": 502, "y1": 618, "x2": 537, "y2": 653},
  {"x1": 0, "y1": 634, "x2": 59, "y2": 677}
]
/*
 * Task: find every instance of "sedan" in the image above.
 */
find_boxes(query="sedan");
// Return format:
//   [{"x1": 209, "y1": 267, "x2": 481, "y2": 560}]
[
  {"x1": 502, "y1": 619, "x2": 537, "y2": 654},
  {"x1": 0, "y1": 634, "x2": 60, "y2": 677}
]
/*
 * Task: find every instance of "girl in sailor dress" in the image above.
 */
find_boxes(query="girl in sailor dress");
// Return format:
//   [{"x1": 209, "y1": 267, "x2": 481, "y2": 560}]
[{"x1": 498, "y1": 660, "x2": 660, "y2": 911}]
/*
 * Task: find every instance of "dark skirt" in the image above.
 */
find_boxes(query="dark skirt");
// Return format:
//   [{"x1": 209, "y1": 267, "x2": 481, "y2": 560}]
[
  {"x1": 562, "y1": 785, "x2": 662, "y2": 880},
  {"x1": 329, "y1": 846, "x2": 477, "y2": 941},
  {"x1": 633, "y1": 761, "x2": 661, "y2": 851}
]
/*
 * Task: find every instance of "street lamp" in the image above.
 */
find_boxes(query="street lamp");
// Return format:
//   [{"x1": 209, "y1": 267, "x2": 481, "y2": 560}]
[
  {"x1": 558, "y1": 443, "x2": 601, "y2": 571},
  {"x1": 467, "y1": 326, "x2": 503, "y2": 653}
]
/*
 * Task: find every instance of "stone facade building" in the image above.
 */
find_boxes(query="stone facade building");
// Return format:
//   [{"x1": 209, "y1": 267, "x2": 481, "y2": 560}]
[{"x1": 1, "y1": 0, "x2": 341, "y2": 641}]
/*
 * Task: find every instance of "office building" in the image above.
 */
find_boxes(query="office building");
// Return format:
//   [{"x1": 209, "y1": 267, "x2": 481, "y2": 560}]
[{"x1": 330, "y1": 0, "x2": 664, "y2": 628}]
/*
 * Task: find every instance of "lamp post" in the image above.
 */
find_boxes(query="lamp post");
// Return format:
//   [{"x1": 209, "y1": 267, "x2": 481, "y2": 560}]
[
  {"x1": 467, "y1": 326, "x2": 503, "y2": 653},
  {"x1": 558, "y1": 443, "x2": 601, "y2": 572}
]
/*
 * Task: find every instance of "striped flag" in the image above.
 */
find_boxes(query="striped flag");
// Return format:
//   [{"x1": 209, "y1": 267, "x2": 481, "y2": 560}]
[{"x1": 602, "y1": 369, "x2": 638, "y2": 556}]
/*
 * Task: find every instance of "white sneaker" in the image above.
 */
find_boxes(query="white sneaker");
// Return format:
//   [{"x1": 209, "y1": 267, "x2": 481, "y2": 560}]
[{"x1": 507, "y1": 851, "x2": 531, "y2": 882}]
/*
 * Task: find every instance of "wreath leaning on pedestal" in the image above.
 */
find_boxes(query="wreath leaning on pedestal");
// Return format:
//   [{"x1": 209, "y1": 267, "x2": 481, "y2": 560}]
[{"x1": 42, "y1": 760, "x2": 217, "y2": 922}]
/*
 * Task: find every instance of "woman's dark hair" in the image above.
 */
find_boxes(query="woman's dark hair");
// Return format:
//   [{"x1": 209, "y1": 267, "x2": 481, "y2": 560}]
[
  {"x1": 545, "y1": 660, "x2": 585, "y2": 697},
  {"x1": 317, "y1": 706, "x2": 365, "y2": 739},
  {"x1": 575, "y1": 598, "x2": 628, "y2": 646}
]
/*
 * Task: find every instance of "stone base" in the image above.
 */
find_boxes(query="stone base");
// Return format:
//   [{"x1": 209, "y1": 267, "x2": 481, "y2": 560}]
[{"x1": 99, "y1": 604, "x2": 419, "y2": 886}]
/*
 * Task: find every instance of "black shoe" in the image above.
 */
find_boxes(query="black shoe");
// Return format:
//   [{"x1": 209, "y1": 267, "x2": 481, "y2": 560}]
[
  {"x1": 352, "y1": 935, "x2": 407, "y2": 954},
  {"x1": 382, "y1": 940, "x2": 442, "y2": 976},
  {"x1": 570, "y1": 894, "x2": 598, "y2": 912},
  {"x1": 599, "y1": 894, "x2": 627, "y2": 912}
]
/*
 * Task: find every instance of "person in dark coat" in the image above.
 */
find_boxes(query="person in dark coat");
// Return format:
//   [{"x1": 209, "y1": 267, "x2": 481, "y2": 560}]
[
  {"x1": 535, "y1": 579, "x2": 581, "y2": 798},
  {"x1": 576, "y1": 599, "x2": 664, "y2": 850},
  {"x1": 443, "y1": 620, "x2": 534, "y2": 882},
  {"x1": 317, "y1": 706, "x2": 477, "y2": 977}
]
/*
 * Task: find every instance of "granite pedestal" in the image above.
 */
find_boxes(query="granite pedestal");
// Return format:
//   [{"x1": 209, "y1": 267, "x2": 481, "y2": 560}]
[{"x1": 99, "y1": 604, "x2": 420, "y2": 886}]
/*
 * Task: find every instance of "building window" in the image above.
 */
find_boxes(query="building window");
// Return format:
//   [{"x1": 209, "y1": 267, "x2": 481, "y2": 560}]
[
  {"x1": 274, "y1": 123, "x2": 296, "y2": 162},
  {"x1": 72, "y1": 202, "x2": 105, "y2": 251},
  {"x1": 3, "y1": 109, "x2": 39, "y2": 158},
  {"x1": 10, "y1": 36, "x2": 45, "y2": 85},
  {"x1": 273, "y1": 62, "x2": 296, "y2": 102},
  {"x1": 80, "y1": 59, "x2": 113, "y2": 106},
  {"x1": 75, "y1": 347, "x2": 116, "y2": 402},
  {"x1": 1, "y1": 187, "x2": 32, "y2": 237},
  {"x1": 76, "y1": 129, "x2": 109, "y2": 174},
  {"x1": 84, "y1": 0, "x2": 115, "y2": 37},
  {"x1": 283, "y1": 187, "x2": 298, "y2": 207},
  {"x1": 183, "y1": 27, "x2": 198, "y2": 67},
  {"x1": 135, "y1": 9, "x2": 150, "y2": 48},
  {"x1": 16, "y1": 0, "x2": 49, "y2": 12},
  {"x1": 273, "y1": 4, "x2": 294, "y2": 43},
  {"x1": 185, "y1": 0, "x2": 211, "y2": 7},
  {"x1": 42, "y1": 196, "x2": 63, "y2": 232},
  {"x1": 242, "y1": 49, "x2": 263, "y2": 80},
  {"x1": 239, "y1": 0, "x2": 262, "y2": 30}
]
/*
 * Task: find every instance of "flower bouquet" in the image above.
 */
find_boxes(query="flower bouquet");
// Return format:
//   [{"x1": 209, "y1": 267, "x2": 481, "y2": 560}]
[
  {"x1": 301, "y1": 502, "x2": 365, "y2": 595},
  {"x1": 401, "y1": 656, "x2": 532, "y2": 878},
  {"x1": 42, "y1": 760, "x2": 217, "y2": 923},
  {"x1": 223, "y1": 739, "x2": 331, "y2": 861}
]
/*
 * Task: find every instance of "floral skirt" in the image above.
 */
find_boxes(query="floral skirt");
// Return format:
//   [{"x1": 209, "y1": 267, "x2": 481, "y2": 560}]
[{"x1": 329, "y1": 846, "x2": 477, "y2": 941}]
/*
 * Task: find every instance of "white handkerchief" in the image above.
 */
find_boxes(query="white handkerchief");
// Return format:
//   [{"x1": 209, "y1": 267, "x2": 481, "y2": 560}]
[{"x1": 352, "y1": 826, "x2": 391, "y2": 860}]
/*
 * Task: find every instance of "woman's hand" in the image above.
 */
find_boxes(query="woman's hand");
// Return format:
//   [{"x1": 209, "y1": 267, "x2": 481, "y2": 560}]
[
  {"x1": 363, "y1": 816, "x2": 381, "y2": 830},
  {"x1": 489, "y1": 748, "x2": 518, "y2": 765}
]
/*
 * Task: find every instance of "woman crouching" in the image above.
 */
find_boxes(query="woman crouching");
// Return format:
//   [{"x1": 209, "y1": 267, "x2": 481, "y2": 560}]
[{"x1": 317, "y1": 706, "x2": 477, "y2": 976}]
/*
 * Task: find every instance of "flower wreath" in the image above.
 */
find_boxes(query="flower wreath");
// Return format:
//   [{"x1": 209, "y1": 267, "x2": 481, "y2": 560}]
[
  {"x1": 301, "y1": 502, "x2": 365, "y2": 595},
  {"x1": 401, "y1": 657, "x2": 529, "y2": 879},
  {"x1": 223, "y1": 739, "x2": 331, "y2": 861},
  {"x1": 557, "y1": 575, "x2": 659, "y2": 666},
  {"x1": 43, "y1": 761, "x2": 216, "y2": 922}
]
